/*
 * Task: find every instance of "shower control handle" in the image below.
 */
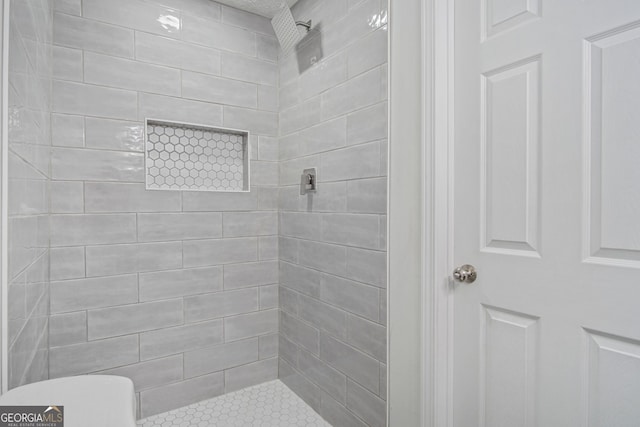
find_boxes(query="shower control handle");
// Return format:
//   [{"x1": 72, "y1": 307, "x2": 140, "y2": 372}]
[{"x1": 453, "y1": 264, "x2": 477, "y2": 284}]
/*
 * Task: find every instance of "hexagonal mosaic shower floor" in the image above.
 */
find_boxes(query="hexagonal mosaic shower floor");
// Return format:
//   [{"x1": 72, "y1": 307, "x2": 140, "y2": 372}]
[{"x1": 137, "y1": 380, "x2": 331, "y2": 427}]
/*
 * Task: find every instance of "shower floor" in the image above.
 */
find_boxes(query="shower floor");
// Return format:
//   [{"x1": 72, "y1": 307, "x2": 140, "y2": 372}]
[{"x1": 137, "y1": 380, "x2": 331, "y2": 427}]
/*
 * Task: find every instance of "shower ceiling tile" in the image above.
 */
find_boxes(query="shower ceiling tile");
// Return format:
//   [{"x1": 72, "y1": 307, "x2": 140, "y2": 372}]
[{"x1": 215, "y1": 0, "x2": 299, "y2": 18}]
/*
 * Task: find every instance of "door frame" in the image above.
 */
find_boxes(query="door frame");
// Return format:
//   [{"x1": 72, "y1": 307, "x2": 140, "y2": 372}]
[
  {"x1": 388, "y1": 0, "x2": 454, "y2": 425},
  {"x1": 421, "y1": 0, "x2": 455, "y2": 425}
]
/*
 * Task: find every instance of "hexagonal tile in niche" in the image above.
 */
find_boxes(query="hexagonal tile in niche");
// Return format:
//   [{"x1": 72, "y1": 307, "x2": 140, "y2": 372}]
[{"x1": 145, "y1": 119, "x2": 249, "y2": 192}]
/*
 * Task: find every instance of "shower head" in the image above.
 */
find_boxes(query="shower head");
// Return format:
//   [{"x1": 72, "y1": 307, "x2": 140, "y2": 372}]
[
  {"x1": 271, "y1": 5, "x2": 311, "y2": 55},
  {"x1": 271, "y1": 6, "x2": 300, "y2": 55}
]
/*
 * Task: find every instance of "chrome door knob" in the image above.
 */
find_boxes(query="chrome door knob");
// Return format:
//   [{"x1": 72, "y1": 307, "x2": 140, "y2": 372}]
[{"x1": 453, "y1": 264, "x2": 477, "y2": 284}]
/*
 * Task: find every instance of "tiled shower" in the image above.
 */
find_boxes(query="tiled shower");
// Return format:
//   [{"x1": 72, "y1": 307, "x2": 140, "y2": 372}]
[{"x1": 6, "y1": 0, "x2": 388, "y2": 426}]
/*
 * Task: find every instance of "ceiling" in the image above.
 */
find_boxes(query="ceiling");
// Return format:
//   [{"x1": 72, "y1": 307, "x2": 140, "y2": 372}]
[{"x1": 215, "y1": 0, "x2": 299, "y2": 19}]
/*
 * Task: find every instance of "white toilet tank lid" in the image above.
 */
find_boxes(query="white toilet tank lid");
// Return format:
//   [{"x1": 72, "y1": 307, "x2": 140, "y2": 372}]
[{"x1": 0, "y1": 375, "x2": 137, "y2": 427}]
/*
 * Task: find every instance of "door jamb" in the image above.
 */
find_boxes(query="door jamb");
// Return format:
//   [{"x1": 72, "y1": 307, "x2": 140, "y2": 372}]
[{"x1": 422, "y1": 0, "x2": 454, "y2": 425}]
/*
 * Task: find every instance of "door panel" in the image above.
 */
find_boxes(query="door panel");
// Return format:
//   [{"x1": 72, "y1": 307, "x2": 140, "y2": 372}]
[{"x1": 453, "y1": 0, "x2": 640, "y2": 426}]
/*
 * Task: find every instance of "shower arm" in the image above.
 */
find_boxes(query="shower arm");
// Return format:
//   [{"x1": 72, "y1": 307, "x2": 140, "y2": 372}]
[{"x1": 295, "y1": 20, "x2": 312, "y2": 31}]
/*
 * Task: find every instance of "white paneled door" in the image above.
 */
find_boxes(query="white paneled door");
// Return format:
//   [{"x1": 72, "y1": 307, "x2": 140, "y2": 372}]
[{"x1": 452, "y1": 0, "x2": 640, "y2": 426}]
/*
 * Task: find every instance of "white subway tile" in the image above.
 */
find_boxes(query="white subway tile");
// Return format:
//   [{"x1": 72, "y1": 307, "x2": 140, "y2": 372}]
[
  {"x1": 138, "y1": 93, "x2": 223, "y2": 126},
  {"x1": 182, "y1": 71, "x2": 257, "y2": 108},
  {"x1": 85, "y1": 182, "x2": 181, "y2": 213},
  {"x1": 54, "y1": 13, "x2": 134, "y2": 58},
  {"x1": 50, "y1": 214, "x2": 137, "y2": 246},
  {"x1": 83, "y1": 0, "x2": 182, "y2": 38},
  {"x1": 53, "y1": 80, "x2": 138, "y2": 121},
  {"x1": 84, "y1": 52, "x2": 181, "y2": 96},
  {"x1": 52, "y1": 148, "x2": 144, "y2": 182},
  {"x1": 182, "y1": 15, "x2": 256, "y2": 56},
  {"x1": 221, "y1": 52, "x2": 278, "y2": 86},
  {"x1": 135, "y1": 31, "x2": 221, "y2": 76}
]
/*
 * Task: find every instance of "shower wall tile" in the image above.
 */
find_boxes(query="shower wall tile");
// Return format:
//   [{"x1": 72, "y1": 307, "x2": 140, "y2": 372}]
[
  {"x1": 50, "y1": 247, "x2": 85, "y2": 281},
  {"x1": 321, "y1": 213, "x2": 381, "y2": 249},
  {"x1": 87, "y1": 299, "x2": 183, "y2": 340},
  {"x1": 49, "y1": 335, "x2": 139, "y2": 378},
  {"x1": 346, "y1": 380, "x2": 386, "y2": 427},
  {"x1": 49, "y1": 312, "x2": 86, "y2": 347},
  {"x1": 51, "y1": 114, "x2": 84, "y2": 147},
  {"x1": 320, "y1": 141, "x2": 381, "y2": 182},
  {"x1": 138, "y1": 93, "x2": 223, "y2": 126},
  {"x1": 321, "y1": 66, "x2": 386, "y2": 121},
  {"x1": 280, "y1": 311, "x2": 319, "y2": 355},
  {"x1": 223, "y1": 106, "x2": 278, "y2": 137},
  {"x1": 98, "y1": 355, "x2": 183, "y2": 392},
  {"x1": 221, "y1": 5, "x2": 274, "y2": 36},
  {"x1": 85, "y1": 242, "x2": 183, "y2": 277},
  {"x1": 259, "y1": 236, "x2": 279, "y2": 260},
  {"x1": 184, "y1": 338, "x2": 258, "y2": 378},
  {"x1": 321, "y1": 274, "x2": 379, "y2": 322},
  {"x1": 259, "y1": 284, "x2": 279, "y2": 309},
  {"x1": 50, "y1": 214, "x2": 137, "y2": 246},
  {"x1": 299, "y1": 53, "x2": 348, "y2": 101},
  {"x1": 54, "y1": 0, "x2": 81, "y2": 16},
  {"x1": 221, "y1": 52, "x2": 278, "y2": 86},
  {"x1": 222, "y1": 212, "x2": 278, "y2": 237},
  {"x1": 347, "y1": 177, "x2": 387, "y2": 214},
  {"x1": 183, "y1": 237, "x2": 258, "y2": 267},
  {"x1": 139, "y1": 372, "x2": 224, "y2": 419},
  {"x1": 84, "y1": 118, "x2": 144, "y2": 152},
  {"x1": 139, "y1": 266, "x2": 223, "y2": 302},
  {"x1": 297, "y1": 293, "x2": 347, "y2": 340},
  {"x1": 182, "y1": 16, "x2": 256, "y2": 56},
  {"x1": 51, "y1": 1, "x2": 280, "y2": 416},
  {"x1": 346, "y1": 247, "x2": 386, "y2": 289},
  {"x1": 84, "y1": 52, "x2": 181, "y2": 96},
  {"x1": 137, "y1": 213, "x2": 223, "y2": 242},
  {"x1": 51, "y1": 148, "x2": 144, "y2": 182},
  {"x1": 347, "y1": 27, "x2": 388, "y2": 78},
  {"x1": 184, "y1": 288, "x2": 258, "y2": 322},
  {"x1": 278, "y1": 0, "x2": 387, "y2": 423},
  {"x1": 223, "y1": 260, "x2": 278, "y2": 289},
  {"x1": 134, "y1": 32, "x2": 221, "y2": 76},
  {"x1": 224, "y1": 357, "x2": 278, "y2": 392},
  {"x1": 320, "y1": 393, "x2": 369, "y2": 427},
  {"x1": 83, "y1": 0, "x2": 183, "y2": 38},
  {"x1": 258, "y1": 85, "x2": 279, "y2": 112},
  {"x1": 85, "y1": 183, "x2": 181, "y2": 213},
  {"x1": 181, "y1": 71, "x2": 257, "y2": 108},
  {"x1": 52, "y1": 45, "x2": 82, "y2": 81},
  {"x1": 298, "y1": 349, "x2": 347, "y2": 403},
  {"x1": 319, "y1": 334, "x2": 379, "y2": 395},
  {"x1": 54, "y1": 13, "x2": 135, "y2": 58},
  {"x1": 347, "y1": 102, "x2": 388, "y2": 146},
  {"x1": 280, "y1": 97, "x2": 322, "y2": 136},
  {"x1": 50, "y1": 181, "x2": 84, "y2": 213},
  {"x1": 50, "y1": 274, "x2": 138, "y2": 313},
  {"x1": 250, "y1": 161, "x2": 279, "y2": 186},
  {"x1": 181, "y1": 0, "x2": 222, "y2": 20},
  {"x1": 140, "y1": 320, "x2": 223, "y2": 360},
  {"x1": 256, "y1": 34, "x2": 279, "y2": 62},
  {"x1": 53, "y1": 80, "x2": 138, "y2": 120},
  {"x1": 224, "y1": 309, "x2": 279, "y2": 342},
  {"x1": 346, "y1": 315, "x2": 386, "y2": 362}
]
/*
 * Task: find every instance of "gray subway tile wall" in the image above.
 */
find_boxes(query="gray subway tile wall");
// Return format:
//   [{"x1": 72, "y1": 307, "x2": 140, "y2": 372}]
[
  {"x1": 7, "y1": 0, "x2": 53, "y2": 389},
  {"x1": 278, "y1": 1, "x2": 388, "y2": 427},
  {"x1": 7, "y1": 0, "x2": 387, "y2": 425},
  {"x1": 49, "y1": 0, "x2": 280, "y2": 418}
]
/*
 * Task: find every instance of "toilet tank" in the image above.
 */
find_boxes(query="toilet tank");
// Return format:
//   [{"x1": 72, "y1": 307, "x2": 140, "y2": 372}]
[{"x1": 0, "y1": 375, "x2": 137, "y2": 427}]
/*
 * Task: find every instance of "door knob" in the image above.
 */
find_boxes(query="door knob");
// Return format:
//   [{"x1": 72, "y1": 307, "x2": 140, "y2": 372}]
[{"x1": 453, "y1": 264, "x2": 477, "y2": 284}]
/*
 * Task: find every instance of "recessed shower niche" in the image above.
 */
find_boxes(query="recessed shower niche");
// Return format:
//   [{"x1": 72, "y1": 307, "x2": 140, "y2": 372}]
[{"x1": 145, "y1": 119, "x2": 250, "y2": 192}]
